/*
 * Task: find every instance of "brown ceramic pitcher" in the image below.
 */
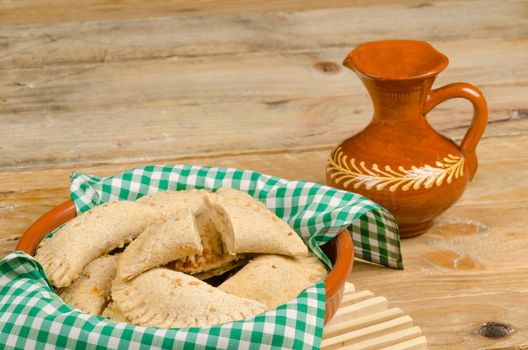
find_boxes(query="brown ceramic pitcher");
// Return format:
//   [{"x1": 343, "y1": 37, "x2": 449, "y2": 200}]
[{"x1": 326, "y1": 40, "x2": 488, "y2": 238}]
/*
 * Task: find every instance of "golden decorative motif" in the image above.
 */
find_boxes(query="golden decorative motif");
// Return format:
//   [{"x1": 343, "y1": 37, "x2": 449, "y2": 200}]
[{"x1": 327, "y1": 147, "x2": 465, "y2": 192}]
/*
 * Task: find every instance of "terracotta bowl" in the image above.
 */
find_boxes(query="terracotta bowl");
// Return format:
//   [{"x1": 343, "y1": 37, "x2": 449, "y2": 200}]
[{"x1": 17, "y1": 200, "x2": 354, "y2": 324}]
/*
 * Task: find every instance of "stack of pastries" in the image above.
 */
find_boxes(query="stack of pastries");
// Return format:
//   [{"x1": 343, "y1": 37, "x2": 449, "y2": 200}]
[{"x1": 35, "y1": 189, "x2": 327, "y2": 328}]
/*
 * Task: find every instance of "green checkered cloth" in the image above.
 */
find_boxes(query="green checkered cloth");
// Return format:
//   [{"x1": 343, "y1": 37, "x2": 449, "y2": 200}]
[
  {"x1": 0, "y1": 165, "x2": 402, "y2": 349},
  {"x1": 0, "y1": 252, "x2": 325, "y2": 349}
]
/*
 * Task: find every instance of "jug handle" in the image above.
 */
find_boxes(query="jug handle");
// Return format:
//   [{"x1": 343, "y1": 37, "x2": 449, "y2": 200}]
[{"x1": 424, "y1": 82, "x2": 488, "y2": 180}]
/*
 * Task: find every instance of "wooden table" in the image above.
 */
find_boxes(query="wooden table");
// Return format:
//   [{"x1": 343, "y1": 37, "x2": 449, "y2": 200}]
[{"x1": 1, "y1": 1, "x2": 527, "y2": 348}]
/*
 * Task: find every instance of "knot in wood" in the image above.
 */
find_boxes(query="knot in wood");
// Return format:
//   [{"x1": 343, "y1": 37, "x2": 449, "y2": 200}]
[
  {"x1": 314, "y1": 61, "x2": 341, "y2": 74},
  {"x1": 476, "y1": 322, "x2": 513, "y2": 339}
]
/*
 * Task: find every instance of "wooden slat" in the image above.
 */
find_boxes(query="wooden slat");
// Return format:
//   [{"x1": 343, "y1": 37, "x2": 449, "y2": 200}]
[
  {"x1": 324, "y1": 308, "x2": 406, "y2": 339},
  {"x1": 341, "y1": 327, "x2": 424, "y2": 350},
  {"x1": 331, "y1": 296, "x2": 388, "y2": 324},
  {"x1": 340, "y1": 290, "x2": 374, "y2": 307},
  {"x1": 343, "y1": 282, "x2": 356, "y2": 294}
]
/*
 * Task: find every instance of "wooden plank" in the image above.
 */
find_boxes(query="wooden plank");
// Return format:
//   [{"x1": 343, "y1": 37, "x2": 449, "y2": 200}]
[
  {"x1": 1, "y1": 83, "x2": 525, "y2": 171},
  {"x1": 321, "y1": 316, "x2": 415, "y2": 349},
  {"x1": 1, "y1": 1, "x2": 526, "y2": 66},
  {"x1": 4, "y1": 39, "x2": 526, "y2": 99},
  {"x1": 0, "y1": 0, "x2": 459, "y2": 26}
]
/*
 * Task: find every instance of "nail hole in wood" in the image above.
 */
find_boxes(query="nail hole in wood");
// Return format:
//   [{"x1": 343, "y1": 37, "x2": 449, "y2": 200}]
[
  {"x1": 476, "y1": 322, "x2": 513, "y2": 339},
  {"x1": 314, "y1": 61, "x2": 341, "y2": 74}
]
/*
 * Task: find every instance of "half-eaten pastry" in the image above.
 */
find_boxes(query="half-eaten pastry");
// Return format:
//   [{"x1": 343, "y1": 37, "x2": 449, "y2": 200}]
[
  {"x1": 208, "y1": 189, "x2": 308, "y2": 256},
  {"x1": 167, "y1": 209, "x2": 245, "y2": 278}
]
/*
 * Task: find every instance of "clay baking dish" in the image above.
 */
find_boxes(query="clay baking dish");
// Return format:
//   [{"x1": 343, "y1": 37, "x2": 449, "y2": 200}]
[{"x1": 17, "y1": 200, "x2": 354, "y2": 324}]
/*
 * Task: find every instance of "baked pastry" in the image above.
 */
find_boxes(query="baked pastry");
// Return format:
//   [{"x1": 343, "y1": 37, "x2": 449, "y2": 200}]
[
  {"x1": 35, "y1": 200, "x2": 163, "y2": 288},
  {"x1": 219, "y1": 254, "x2": 327, "y2": 309},
  {"x1": 59, "y1": 255, "x2": 119, "y2": 315},
  {"x1": 38, "y1": 188, "x2": 318, "y2": 328},
  {"x1": 112, "y1": 268, "x2": 266, "y2": 328},
  {"x1": 117, "y1": 209, "x2": 202, "y2": 281},
  {"x1": 207, "y1": 189, "x2": 308, "y2": 256}
]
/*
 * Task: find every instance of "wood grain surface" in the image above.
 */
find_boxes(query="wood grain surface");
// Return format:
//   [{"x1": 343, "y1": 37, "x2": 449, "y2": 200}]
[{"x1": 1, "y1": 1, "x2": 527, "y2": 349}]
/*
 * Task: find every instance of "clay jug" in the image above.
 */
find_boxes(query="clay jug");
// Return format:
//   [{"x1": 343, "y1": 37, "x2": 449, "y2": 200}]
[{"x1": 326, "y1": 40, "x2": 488, "y2": 238}]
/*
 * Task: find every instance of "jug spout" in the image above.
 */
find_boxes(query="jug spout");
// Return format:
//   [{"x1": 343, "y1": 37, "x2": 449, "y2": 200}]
[{"x1": 343, "y1": 40, "x2": 449, "y2": 81}]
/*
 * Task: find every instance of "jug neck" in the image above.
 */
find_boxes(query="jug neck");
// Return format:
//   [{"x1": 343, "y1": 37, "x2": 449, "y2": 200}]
[{"x1": 360, "y1": 76, "x2": 436, "y2": 122}]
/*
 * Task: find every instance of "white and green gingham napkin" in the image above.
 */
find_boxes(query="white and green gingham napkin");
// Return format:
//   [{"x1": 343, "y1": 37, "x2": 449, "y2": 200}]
[{"x1": 0, "y1": 165, "x2": 402, "y2": 349}]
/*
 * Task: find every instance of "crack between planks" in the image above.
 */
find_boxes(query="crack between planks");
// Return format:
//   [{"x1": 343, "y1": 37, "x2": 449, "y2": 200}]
[
  {"x1": 0, "y1": 144, "x2": 336, "y2": 173},
  {"x1": 391, "y1": 289, "x2": 528, "y2": 305}
]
